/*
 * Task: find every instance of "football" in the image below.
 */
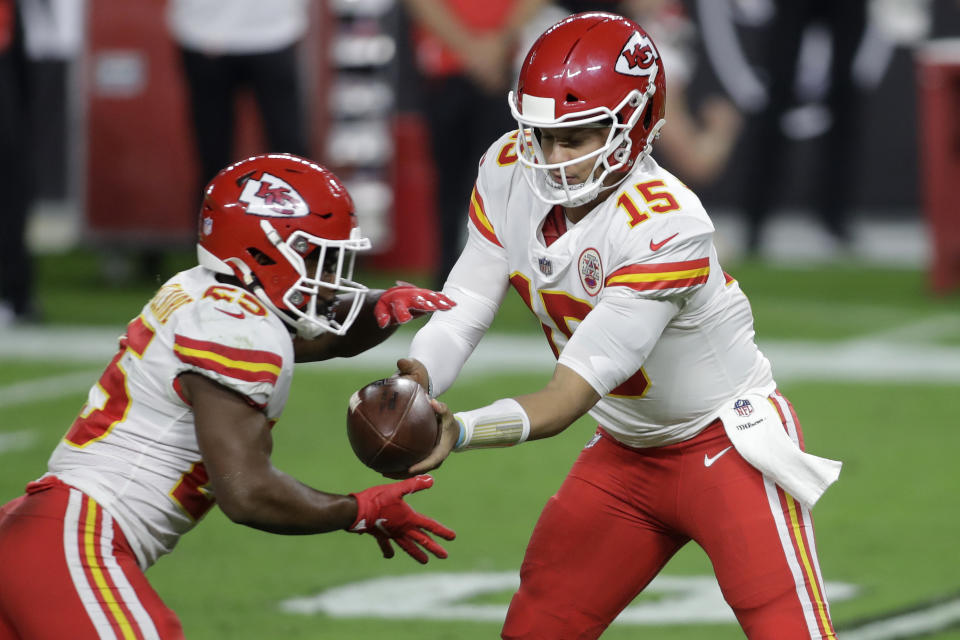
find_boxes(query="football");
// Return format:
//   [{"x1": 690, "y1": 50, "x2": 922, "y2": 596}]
[{"x1": 346, "y1": 377, "x2": 440, "y2": 474}]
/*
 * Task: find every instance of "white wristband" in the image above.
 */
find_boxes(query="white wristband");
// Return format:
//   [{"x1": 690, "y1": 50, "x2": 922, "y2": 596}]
[{"x1": 454, "y1": 398, "x2": 531, "y2": 450}]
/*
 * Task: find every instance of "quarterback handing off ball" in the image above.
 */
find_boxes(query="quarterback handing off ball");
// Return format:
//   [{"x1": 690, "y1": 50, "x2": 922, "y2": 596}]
[{"x1": 347, "y1": 377, "x2": 440, "y2": 474}]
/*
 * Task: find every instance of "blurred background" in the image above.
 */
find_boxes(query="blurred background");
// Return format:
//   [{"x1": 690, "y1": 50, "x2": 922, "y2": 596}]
[
  {"x1": 1, "y1": 0, "x2": 959, "y2": 303},
  {"x1": 2, "y1": 1, "x2": 960, "y2": 638}
]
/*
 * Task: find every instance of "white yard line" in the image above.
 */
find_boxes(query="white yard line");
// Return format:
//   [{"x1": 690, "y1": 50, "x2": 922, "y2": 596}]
[
  {"x1": 0, "y1": 370, "x2": 98, "y2": 409},
  {"x1": 840, "y1": 596, "x2": 960, "y2": 640},
  {"x1": 0, "y1": 430, "x2": 38, "y2": 454},
  {"x1": 850, "y1": 314, "x2": 960, "y2": 345},
  {"x1": 0, "y1": 325, "x2": 121, "y2": 362},
  {"x1": 760, "y1": 341, "x2": 960, "y2": 383},
  {"x1": 2, "y1": 326, "x2": 960, "y2": 381}
]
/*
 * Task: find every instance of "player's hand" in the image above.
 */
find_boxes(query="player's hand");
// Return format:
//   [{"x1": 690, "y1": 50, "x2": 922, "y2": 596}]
[
  {"x1": 349, "y1": 475, "x2": 455, "y2": 563},
  {"x1": 408, "y1": 399, "x2": 459, "y2": 475},
  {"x1": 374, "y1": 282, "x2": 455, "y2": 329},
  {"x1": 396, "y1": 357, "x2": 430, "y2": 393}
]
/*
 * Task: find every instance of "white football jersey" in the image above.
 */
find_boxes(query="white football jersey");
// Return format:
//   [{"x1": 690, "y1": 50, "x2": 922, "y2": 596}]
[
  {"x1": 45, "y1": 266, "x2": 294, "y2": 568},
  {"x1": 461, "y1": 131, "x2": 774, "y2": 447}
]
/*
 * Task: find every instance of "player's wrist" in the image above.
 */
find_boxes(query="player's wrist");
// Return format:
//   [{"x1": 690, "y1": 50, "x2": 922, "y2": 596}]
[
  {"x1": 454, "y1": 415, "x2": 466, "y2": 448},
  {"x1": 453, "y1": 398, "x2": 530, "y2": 450},
  {"x1": 347, "y1": 488, "x2": 377, "y2": 532}
]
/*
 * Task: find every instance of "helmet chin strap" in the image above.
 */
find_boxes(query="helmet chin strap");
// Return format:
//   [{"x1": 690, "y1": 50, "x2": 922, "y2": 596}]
[
  {"x1": 639, "y1": 118, "x2": 666, "y2": 165},
  {"x1": 556, "y1": 173, "x2": 627, "y2": 208}
]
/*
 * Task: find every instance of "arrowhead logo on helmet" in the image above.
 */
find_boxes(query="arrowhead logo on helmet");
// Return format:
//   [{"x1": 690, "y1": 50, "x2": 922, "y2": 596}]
[
  {"x1": 615, "y1": 32, "x2": 659, "y2": 79},
  {"x1": 238, "y1": 173, "x2": 309, "y2": 217}
]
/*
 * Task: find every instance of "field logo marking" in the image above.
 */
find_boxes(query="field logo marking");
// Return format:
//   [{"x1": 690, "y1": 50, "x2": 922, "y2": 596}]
[{"x1": 279, "y1": 572, "x2": 857, "y2": 625}]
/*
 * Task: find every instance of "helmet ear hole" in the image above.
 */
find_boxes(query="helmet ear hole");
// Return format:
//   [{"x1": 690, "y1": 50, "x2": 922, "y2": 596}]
[
  {"x1": 642, "y1": 101, "x2": 653, "y2": 130},
  {"x1": 247, "y1": 247, "x2": 276, "y2": 266}
]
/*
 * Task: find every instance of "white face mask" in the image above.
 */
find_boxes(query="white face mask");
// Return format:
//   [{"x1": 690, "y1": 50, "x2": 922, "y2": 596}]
[
  {"x1": 507, "y1": 87, "x2": 662, "y2": 207},
  {"x1": 261, "y1": 221, "x2": 372, "y2": 338}
]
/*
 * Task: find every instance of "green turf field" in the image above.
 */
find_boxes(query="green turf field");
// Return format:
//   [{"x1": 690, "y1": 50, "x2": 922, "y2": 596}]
[{"x1": 2, "y1": 249, "x2": 960, "y2": 639}]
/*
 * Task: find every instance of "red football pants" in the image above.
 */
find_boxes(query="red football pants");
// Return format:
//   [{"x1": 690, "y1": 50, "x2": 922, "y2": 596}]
[
  {"x1": 502, "y1": 392, "x2": 837, "y2": 640},
  {"x1": 0, "y1": 477, "x2": 184, "y2": 640}
]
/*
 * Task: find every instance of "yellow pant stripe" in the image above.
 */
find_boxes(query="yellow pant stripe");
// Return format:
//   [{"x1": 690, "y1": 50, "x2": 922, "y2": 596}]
[{"x1": 83, "y1": 498, "x2": 139, "y2": 640}]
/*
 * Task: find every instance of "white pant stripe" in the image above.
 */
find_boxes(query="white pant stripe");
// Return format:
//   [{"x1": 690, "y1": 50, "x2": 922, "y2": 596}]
[
  {"x1": 771, "y1": 394, "x2": 831, "y2": 609},
  {"x1": 763, "y1": 476, "x2": 823, "y2": 639},
  {"x1": 64, "y1": 489, "x2": 117, "y2": 640},
  {"x1": 764, "y1": 393, "x2": 833, "y2": 638}
]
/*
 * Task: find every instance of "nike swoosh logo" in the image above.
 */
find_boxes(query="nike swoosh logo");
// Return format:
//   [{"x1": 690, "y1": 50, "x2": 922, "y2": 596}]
[
  {"x1": 216, "y1": 308, "x2": 245, "y2": 320},
  {"x1": 703, "y1": 446, "x2": 733, "y2": 467},
  {"x1": 650, "y1": 233, "x2": 679, "y2": 251}
]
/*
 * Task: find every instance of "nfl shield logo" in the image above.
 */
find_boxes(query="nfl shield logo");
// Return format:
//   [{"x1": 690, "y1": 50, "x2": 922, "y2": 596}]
[
  {"x1": 734, "y1": 398, "x2": 753, "y2": 417},
  {"x1": 538, "y1": 257, "x2": 553, "y2": 275}
]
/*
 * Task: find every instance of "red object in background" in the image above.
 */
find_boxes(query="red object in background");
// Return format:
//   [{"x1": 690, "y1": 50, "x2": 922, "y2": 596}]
[
  {"x1": 0, "y1": 0, "x2": 13, "y2": 52},
  {"x1": 83, "y1": 0, "x2": 431, "y2": 272},
  {"x1": 371, "y1": 113, "x2": 438, "y2": 273},
  {"x1": 83, "y1": 1, "x2": 333, "y2": 247},
  {"x1": 916, "y1": 40, "x2": 960, "y2": 294},
  {"x1": 84, "y1": 0, "x2": 198, "y2": 244}
]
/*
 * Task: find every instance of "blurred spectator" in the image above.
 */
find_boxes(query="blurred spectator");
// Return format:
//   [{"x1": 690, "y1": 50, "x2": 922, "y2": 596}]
[
  {"x1": 401, "y1": 0, "x2": 549, "y2": 287},
  {"x1": 166, "y1": 0, "x2": 310, "y2": 187},
  {"x1": 740, "y1": 0, "x2": 868, "y2": 256},
  {"x1": 558, "y1": 1, "x2": 622, "y2": 13},
  {"x1": 623, "y1": 0, "x2": 743, "y2": 185},
  {"x1": 0, "y1": 0, "x2": 38, "y2": 325}
]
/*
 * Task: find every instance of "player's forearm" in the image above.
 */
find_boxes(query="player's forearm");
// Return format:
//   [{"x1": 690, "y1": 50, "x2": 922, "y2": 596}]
[
  {"x1": 215, "y1": 468, "x2": 359, "y2": 535},
  {"x1": 516, "y1": 385, "x2": 599, "y2": 441},
  {"x1": 516, "y1": 365, "x2": 600, "y2": 440},
  {"x1": 409, "y1": 283, "x2": 500, "y2": 395},
  {"x1": 402, "y1": 0, "x2": 477, "y2": 55},
  {"x1": 452, "y1": 365, "x2": 600, "y2": 450},
  {"x1": 294, "y1": 290, "x2": 397, "y2": 362}
]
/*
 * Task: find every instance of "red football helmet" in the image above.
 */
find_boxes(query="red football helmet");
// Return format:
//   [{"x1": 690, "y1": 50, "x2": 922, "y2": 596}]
[
  {"x1": 508, "y1": 12, "x2": 667, "y2": 206},
  {"x1": 197, "y1": 153, "x2": 372, "y2": 338}
]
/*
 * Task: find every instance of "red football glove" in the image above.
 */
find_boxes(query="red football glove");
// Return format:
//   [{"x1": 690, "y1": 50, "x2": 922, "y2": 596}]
[
  {"x1": 349, "y1": 475, "x2": 455, "y2": 563},
  {"x1": 374, "y1": 282, "x2": 455, "y2": 329}
]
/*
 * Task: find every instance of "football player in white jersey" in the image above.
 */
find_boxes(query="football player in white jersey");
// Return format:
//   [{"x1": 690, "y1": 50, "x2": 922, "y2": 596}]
[
  {"x1": 0, "y1": 154, "x2": 456, "y2": 639},
  {"x1": 396, "y1": 12, "x2": 841, "y2": 640}
]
